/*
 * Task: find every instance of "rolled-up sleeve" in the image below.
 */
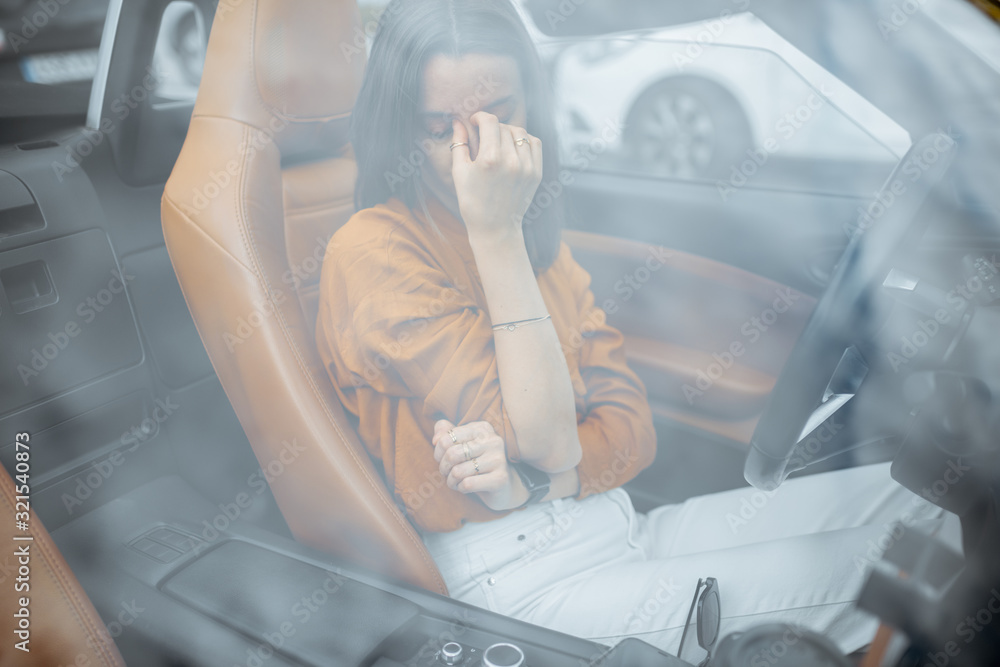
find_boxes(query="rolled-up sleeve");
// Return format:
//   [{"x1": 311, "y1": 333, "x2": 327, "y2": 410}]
[
  {"x1": 558, "y1": 244, "x2": 658, "y2": 500},
  {"x1": 339, "y1": 235, "x2": 524, "y2": 461}
]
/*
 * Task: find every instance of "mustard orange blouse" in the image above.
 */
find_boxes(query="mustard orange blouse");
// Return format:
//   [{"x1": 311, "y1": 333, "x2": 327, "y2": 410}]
[{"x1": 316, "y1": 193, "x2": 657, "y2": 533}]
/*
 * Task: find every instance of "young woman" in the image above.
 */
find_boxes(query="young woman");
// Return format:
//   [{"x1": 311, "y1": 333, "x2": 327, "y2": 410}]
[{"x1": 315, "y1": 0, "x2": 956, "y2": 656}]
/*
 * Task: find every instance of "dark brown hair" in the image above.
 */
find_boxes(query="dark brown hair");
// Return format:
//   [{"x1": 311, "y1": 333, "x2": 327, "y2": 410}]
[{"x1": 350, "y1": 0, "x2": 563, "y2": 274}]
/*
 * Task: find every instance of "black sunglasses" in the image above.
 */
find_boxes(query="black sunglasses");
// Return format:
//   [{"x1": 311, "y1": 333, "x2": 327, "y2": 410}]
[{"x1": 677, "y1": 577, "x2": 720, "y2": 667}]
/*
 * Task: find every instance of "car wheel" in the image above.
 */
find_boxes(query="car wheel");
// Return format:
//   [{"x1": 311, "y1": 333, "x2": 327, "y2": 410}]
[{"x1": 623, "y1": 76, "x2": 752, "y2": 179}]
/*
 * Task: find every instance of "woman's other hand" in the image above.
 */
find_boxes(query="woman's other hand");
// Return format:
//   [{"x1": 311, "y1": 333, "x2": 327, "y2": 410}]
[
  {"x1": 432, "y1": 419, "x2": 528, "y2": 511},
  {"x1": 450, "y1": 112, "x2": 543, "y2": 242}
]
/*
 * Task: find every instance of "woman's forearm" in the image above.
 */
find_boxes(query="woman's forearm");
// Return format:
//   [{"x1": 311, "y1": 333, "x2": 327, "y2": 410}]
[{"x1": 467, "y1": 226, "x2": 582, "y2": 473}]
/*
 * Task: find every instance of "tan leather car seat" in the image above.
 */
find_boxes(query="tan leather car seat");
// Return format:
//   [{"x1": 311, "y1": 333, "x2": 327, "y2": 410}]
[
  {"x1": 160, "y1": 0, "x2": 448, "y2": 595},
  {"x1": 0, "y1": 466, "x2": 126, "y2": 667}
]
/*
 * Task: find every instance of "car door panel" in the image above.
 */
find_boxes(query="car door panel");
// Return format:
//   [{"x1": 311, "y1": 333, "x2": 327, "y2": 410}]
[
  {"x1": 0, "y1": 130, "x2": 277, "y2": 534},
  {"x1": 564, "y1": 229, "x2": 816, "y2": 446},
  {"x1": 565, "y1": 169, "x2": 877, "y2": 299},
  {"x1": 558, "y1": 137, "x2": 891, "y2": 452},
  {"x1": 120, "y1": 245, "x2": 215, "y2": 390},
  {"x1": 0, "y1": 229, "x2": 144, "y2": 415}
]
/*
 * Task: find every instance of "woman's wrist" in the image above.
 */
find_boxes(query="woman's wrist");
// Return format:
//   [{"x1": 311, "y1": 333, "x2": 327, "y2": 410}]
[
  {"x1": 480, "y1": 466, "x2": 530, "y2": 512},
  {"x1": 466, "y1": 220, "x2": 526, "y2": 254}
]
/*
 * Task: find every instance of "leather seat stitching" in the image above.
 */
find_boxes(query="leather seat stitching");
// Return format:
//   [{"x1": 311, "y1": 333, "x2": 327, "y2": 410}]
[
  {"x1": 166, "y1": 0, "x2": 449, "y2": 595},
  {"x1": 0, "y1": 481, "x2": 120, "y2": 666},
  {"x1": 163, "y1": 138, "x2": 447, "y2": 595},
  {"x1": 236, "y1": 150, "x2": 448, "y2": 594}
]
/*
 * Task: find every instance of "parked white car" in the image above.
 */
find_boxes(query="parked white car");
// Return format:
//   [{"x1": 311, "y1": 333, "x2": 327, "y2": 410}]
[{"x1": 549, "y1": 12, "x2": 911, "y2": 181}]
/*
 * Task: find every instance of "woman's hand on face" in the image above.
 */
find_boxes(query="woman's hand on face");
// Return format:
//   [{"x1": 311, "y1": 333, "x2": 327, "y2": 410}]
[
  {"x1": 432, "y1": 419, "x2": 525, "y2": 512},
  {"x1": 449, "y1": 112, "x2": 543, "y2": 242}
]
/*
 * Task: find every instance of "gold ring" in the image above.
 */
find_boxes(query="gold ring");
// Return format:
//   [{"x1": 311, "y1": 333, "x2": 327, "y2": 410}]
[
  {"x1": 449, "y1": 142, "x2": 468, "y2": 151},
  {"x1": 514, "y1": 137, "x2": 529, "y2": 146},
  {"x1": 473, "y1": 458, "x2": 480, "y2": 474},
  {"x1": 448, "y1": 429, "x2": 458, "y2": 444},
  {"x1": 463, "y1": 443, "x2": 471, "y2": 461}
]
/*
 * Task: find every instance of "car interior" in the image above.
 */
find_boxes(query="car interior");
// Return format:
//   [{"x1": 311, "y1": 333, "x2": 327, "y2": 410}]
[{"x1": 1, "y1": 0, "x2": 999, "y2": 665}]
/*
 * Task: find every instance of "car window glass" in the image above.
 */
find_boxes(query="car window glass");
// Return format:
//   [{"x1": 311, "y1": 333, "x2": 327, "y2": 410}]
[
  {"x1": 0, "y1": 0, "x2": 108, "y2": 86},
  {"x1": 150, "y1": 0, "x2": 206, "y2": 106},
  {"x1": 552, "y1": 13, "x2": 911, "y2": 193}
]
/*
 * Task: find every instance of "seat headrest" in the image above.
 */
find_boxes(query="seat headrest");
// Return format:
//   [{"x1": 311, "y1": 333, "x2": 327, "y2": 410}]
[{"x1": 194, "y1": 0, "x2": 366, "y2": 161}]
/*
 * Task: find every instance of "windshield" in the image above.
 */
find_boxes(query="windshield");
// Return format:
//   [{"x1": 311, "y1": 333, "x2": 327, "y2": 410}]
[{"x1": 0, "y1": 0, "x2": 206, "y2": 142}]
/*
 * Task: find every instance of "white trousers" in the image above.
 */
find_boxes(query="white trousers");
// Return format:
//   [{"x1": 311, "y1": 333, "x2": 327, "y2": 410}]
[{"x1": 418, "y1": 461, "x2": 960, "y2": 655}]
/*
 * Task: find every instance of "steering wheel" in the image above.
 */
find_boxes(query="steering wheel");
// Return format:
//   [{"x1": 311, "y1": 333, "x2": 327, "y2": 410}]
[{"x1": 744, "y1": 133, "x2": 957, "y2": 490}]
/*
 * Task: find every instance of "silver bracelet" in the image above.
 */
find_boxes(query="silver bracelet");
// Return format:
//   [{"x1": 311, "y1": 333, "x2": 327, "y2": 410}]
[{"x1": 491, "y1": 314, "x2": 551, "y2": 332}]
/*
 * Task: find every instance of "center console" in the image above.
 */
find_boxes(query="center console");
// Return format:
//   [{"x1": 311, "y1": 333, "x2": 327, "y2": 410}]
[{"x1": 51, "y1": 474, "x2": 687, "y2": 666}]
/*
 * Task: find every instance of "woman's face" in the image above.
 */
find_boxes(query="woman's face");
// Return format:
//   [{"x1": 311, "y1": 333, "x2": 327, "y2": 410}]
[{"x1": 418, "y1": 52, "x2": 527, "y2": 215}]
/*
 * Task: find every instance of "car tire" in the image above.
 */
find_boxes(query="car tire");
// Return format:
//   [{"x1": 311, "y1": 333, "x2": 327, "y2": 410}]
[{"x1": 623, "y1": 75, "x2": 753, "y2": 179}]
